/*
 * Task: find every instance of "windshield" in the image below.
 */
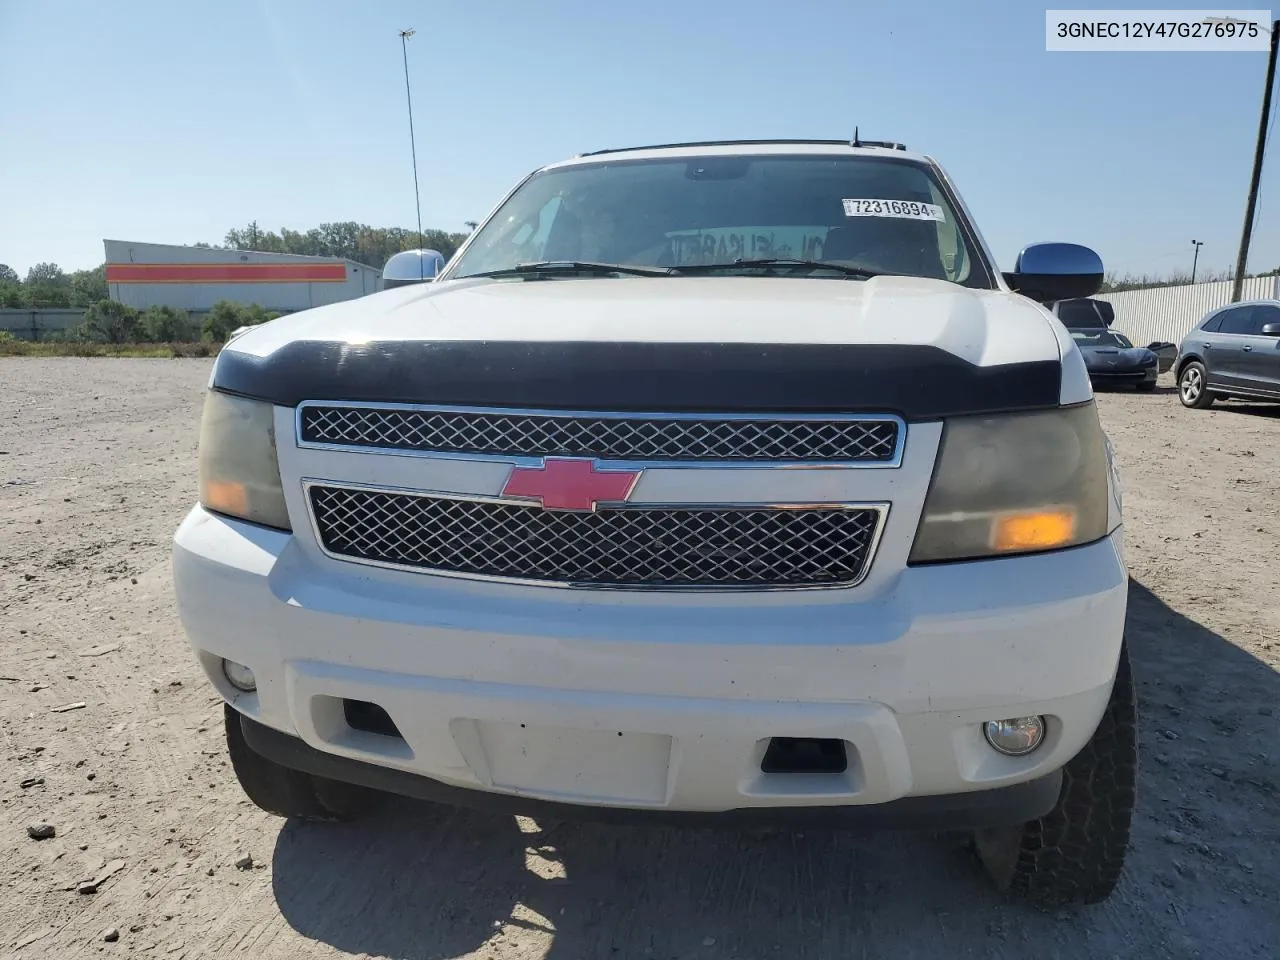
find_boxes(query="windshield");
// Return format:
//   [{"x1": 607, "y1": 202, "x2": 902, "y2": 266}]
[
  {"x1": 446, "y1": 154, "x2": 991, "y2": 286},
  {"x1": 1071, "y1": 329, "x2": 1133, "y2": 348}
]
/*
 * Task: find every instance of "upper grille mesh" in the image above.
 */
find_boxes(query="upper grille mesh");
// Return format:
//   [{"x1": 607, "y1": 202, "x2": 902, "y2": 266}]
[
  {"x1": 299, "y1": 405, "x2": 900, "y2": 462},
  {"x1": 308, "y1": 485, "x2": 880, "y2": 588}
]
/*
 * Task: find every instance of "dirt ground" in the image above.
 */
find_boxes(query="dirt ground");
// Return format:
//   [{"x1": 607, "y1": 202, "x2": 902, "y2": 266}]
[{"x1": 1, "y1": 358, "x2": 1277, "y2": 960}]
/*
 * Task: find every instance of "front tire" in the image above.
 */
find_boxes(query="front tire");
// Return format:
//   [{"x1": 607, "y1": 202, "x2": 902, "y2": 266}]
[
  {"x1": 1178, "y1": 361, "x2": 1214, "y2": 408},
  {"x1": 224, "y1": 704, "x2": 376, "y2": 821},
  {"x1": 974, "y1": 642, "x2": 1137, "y2": 906}
]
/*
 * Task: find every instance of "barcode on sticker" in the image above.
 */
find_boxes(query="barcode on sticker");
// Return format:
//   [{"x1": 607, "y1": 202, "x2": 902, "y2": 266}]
[{"x1": 843, "y1": 199, "x2": 945, "y2": 221}]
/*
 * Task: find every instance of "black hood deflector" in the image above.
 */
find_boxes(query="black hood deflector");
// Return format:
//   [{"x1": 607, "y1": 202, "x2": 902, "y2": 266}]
[{"x1": 212, "y1": 340, "x2": 1061, "y2": 421}]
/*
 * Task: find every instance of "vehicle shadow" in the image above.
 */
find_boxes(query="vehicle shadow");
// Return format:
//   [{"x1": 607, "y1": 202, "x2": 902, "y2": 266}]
[
  {"x1": 1214, "y1": 401, "x2": 1280, "y2": 418},
  {"x1": 268, "y1": 579, "x2": 1280, "y2": 960},
  {"x1": 1091, "y1": 383, "x2": 1170, "y2": 396}
]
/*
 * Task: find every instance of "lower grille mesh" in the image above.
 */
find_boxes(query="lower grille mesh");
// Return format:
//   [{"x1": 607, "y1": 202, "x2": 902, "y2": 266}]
[{"x1": 308, "y1": 485, "x2": 880, "y2": 588}]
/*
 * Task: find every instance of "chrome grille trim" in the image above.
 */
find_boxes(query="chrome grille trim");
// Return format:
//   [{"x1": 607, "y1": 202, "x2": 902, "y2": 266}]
[
  {"x1": 303, "y1": 480, "x2": 888, "y2": 591},
  {"x1": 296, "y1": 402, "x2": 905, "y2": 468}
]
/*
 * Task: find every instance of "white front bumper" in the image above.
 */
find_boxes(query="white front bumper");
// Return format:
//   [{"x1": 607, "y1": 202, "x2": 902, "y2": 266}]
[{"x1": 173, "y1": 506, "x2": 1127, "y2": 813}]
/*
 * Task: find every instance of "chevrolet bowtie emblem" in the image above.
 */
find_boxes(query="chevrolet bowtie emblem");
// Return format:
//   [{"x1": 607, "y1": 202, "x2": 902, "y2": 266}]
[{"x1": 501, "y1": 458, "x2": 640, "y2": 511}]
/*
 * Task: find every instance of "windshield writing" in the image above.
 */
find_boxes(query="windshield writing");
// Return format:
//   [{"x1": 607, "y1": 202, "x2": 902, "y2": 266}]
[{"x1": 447, "y1": 156, "x2": 987, "y2": 286}]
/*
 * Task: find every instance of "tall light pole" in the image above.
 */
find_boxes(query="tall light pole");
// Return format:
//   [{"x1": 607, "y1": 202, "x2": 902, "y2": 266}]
[
  {"x1": 1231, "y1": 19, "x2": 1279, "y2": 302},
  {"x1": 1191, "y1": 240, "x2": 1204, "y2": 283},
  {"x1": 398, "y1": 28, "x2": 425, "y2": 279}
]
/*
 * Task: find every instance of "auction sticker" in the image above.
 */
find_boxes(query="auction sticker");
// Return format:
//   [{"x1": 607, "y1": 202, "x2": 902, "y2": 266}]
[{"x1": 842, "y1": 199, "x2": 945, "y2": 221}]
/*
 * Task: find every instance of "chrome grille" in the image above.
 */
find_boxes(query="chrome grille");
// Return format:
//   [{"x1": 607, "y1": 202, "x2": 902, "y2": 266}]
[
  {"x1": 299, "y1": 404, "x2": 901, "y2": 463},
  {"x1": 307, "y1": 485, "x2": 882, "y2": 588}
]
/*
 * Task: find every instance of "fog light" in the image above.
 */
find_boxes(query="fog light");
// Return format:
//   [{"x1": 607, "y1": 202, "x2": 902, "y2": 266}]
[
  {"x1": 983, "y1": 716, "x2": 1045, "y2": 756},
  {"x1": 221, "y1": 658, "x2": 257, "y2": 693}
]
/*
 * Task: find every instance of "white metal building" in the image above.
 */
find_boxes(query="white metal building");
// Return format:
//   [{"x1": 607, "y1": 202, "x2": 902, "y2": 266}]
[
  {"x1": 104, "y1": 240, "x2": 381, "y2": 315},
  {"x1": 1095, "y1": 276, "x2": 1280, "y2": 346}
]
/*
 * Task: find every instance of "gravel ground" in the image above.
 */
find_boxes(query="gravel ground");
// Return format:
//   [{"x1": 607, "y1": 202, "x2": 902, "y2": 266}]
[{"x1": 1, "y1": 358, "x2": 1277, "y2": 960}]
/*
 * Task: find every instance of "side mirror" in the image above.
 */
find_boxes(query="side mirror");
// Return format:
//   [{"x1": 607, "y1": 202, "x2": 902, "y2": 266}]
[
  {"x1": 1261, "y1": 323, "x2": 1280, "y2": 336},
  {"x1": 1004, "y1": 242, "x2": 1104, "y2": 303},
  {"x1": 381, "y1": 248, "x2": 445, "y2": 290}
]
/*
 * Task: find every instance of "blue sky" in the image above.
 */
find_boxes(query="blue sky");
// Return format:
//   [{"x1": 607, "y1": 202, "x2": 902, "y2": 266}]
[{"x1": 1, "y1": 0, "x2": 1277, "y2": 279}]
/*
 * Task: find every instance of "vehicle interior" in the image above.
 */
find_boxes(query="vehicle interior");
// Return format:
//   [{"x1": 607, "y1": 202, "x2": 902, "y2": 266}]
[{"x1": 455, "y1": 154, "x2": 983, "y2": 286}]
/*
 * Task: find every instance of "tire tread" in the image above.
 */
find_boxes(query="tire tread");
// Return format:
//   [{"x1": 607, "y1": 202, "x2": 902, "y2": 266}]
[
  {"x1": 223, "y1": 704, "x2": 369, "y2": 821},
  {"x1": 976, "y1": 642, "x2": 1137, "y2": 906}
]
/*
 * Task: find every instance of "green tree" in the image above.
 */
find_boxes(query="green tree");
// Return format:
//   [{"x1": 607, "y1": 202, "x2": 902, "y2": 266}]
[
  {"x1": 0, "y1": 281, "x2": 24, "y2": 307},
  {"x1": 0, "y1": 264, "x2": 18, "y2": 284},
  {"x1": 316, "y1": 222, "x2": 360, "y2": 258},
  {"x1": 242, "y1": 303, "x2": 281, "y2": 325},
  {"x1": 15, "y1": 261, "x2": 70, "y2": 307},
  {"x1": 69, "y1": 265, "x2": 108, "y2": 307},
  {"x1": 221, "y1": 221, "x2": 467, "y2": 267},
  {"x1": 79, "y1": 299, "x2": 141, "y2": 343},
  {"x1": 23, "y1": 282, "x2": 72, "y2": 307},
  {"x1": 140, "y1": 305, "x2": 193, "y2": 342},
  {"x1": 201, "y1": 301, "x2": 281, "y2": 342},
  {"x1": 202, "y1": 301, "x2": 246, "y2": 342},
  {"x1": 224, "y1": 221, "x2": 264, "y2": 250},
  {"x1": 25, "y1": 262, "x2": 66, "y2": 286},
  {"x1": 1098, "y1": 268, "x2": 1234, "y2": 293}
]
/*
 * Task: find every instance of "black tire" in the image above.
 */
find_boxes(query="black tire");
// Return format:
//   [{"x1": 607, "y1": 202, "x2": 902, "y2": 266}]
[
  {"x1": 1134, "y1": 381, "x2": 1156, "y2": 393},
  {"x1": 224, "y1": 704, "x2": 376, "y2": 821},
  {"x1": 1178, "y1": 361, "x2": 1214, "y2": 408},
  {"x1": 974, "y1": 641, "x2": 1137, "y2": 906}
]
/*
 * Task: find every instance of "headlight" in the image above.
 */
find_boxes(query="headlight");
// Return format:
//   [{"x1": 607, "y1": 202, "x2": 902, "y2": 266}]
[
  {"x1": 909, "y1": 403, "x2": 1109, "y2": 563},
  {"x1": 197, "y1": 391, "x2": 291, "y2": 531}
]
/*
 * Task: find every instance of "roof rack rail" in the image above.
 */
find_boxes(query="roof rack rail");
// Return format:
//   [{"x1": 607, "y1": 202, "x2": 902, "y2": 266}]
[
  {"x1": 576, "y1": 138, "x2": 907, "y2": 157},
  {"x1": 851, "y1": 127, "x2": 907, "y2": 151}
]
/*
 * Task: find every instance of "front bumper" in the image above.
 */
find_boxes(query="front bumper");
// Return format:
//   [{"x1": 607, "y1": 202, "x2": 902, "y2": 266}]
[
  {"x1": 239, "y1": 709, "x2": 1064, "y2": 828},
  {"x1": 1088, "y1": 365, "x2": 1157, "y2": 385},
  {"x1": 173, "y1": 506, "x2": 1127, "y2": 818}
]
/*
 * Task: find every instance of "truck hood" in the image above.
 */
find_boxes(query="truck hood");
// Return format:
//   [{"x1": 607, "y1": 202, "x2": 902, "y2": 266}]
[
  {"x1": 215, "y1": 276, "x2": 1067, "y2": 419},
  {"x1": 232, "y1": 274, "x2": 1059, "y2": 368}
]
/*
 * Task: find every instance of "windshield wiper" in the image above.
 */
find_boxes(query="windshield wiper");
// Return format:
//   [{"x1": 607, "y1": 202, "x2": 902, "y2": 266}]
[
  {"x1": 460, "y1": 261, "x2": 673, "y2": 279},
  {"x1": 676, "y1": 258, "x2": 888, "y2": 278}
]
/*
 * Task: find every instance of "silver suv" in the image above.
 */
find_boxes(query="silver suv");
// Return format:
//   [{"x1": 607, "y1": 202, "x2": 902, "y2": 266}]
[{"x1": 1177, "y1": 300, "x2": 1280, "y2": 408}]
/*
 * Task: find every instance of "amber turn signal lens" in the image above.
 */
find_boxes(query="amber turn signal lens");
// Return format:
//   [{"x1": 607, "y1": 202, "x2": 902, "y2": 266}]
[
  {"x1": 196, "y1": 391, "x2": 291, "y2": 531},
  {"x1": 201, "y1": 479, "x2": 249, "y2": 517},
  {"x1": 991, "y1": 509, "x2": 1076, "y2": 552}
]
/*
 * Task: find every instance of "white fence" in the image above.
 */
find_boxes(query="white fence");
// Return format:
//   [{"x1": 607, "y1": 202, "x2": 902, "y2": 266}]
[{"x1": 1094, "y1": 276, "x2": 1280, "y2": 347}]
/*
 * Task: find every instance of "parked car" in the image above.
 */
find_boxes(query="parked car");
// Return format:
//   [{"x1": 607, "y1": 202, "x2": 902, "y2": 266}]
[
  {"x1": 1050, "y1": 297, "x2": 1114, "y2": 330},
  {"x1": 1176, "y1": 299, "x2": 1280, "y2": 408},
  {"x1": 1049, "y1": 297, "x2": 1175, "y2": 373},
  {"x1": 1147, "y1": 341, "x2": 1177, "y2": 374},
  {"x1": 1070, "y1": 328, "x2": 1159, "y2": 391},
  {"x1": 173, "y1": 139, "x2": 1135, "y2": 906}
]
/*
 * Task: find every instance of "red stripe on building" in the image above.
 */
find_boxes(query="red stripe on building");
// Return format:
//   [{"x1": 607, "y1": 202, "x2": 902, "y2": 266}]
[{"x1": 106, "y1": 263, "x2": 349, "y2": 284}]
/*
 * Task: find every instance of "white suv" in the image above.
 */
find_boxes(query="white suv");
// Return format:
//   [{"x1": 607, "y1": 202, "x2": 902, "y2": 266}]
[{"x1": 173, "y1": 140, "x2": 1135, "y2": 905}]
